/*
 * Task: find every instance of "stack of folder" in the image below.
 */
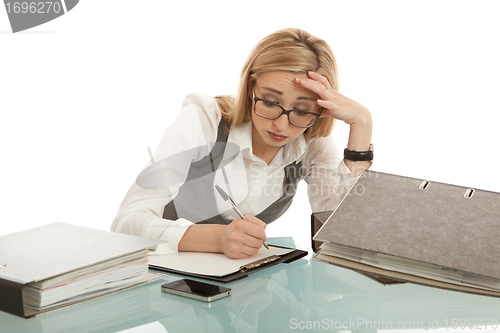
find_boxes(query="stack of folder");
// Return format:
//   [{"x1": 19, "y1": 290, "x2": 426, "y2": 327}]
[
  {"x1": 313, "y1": 170, "x2": 500, "y2": 297},
  {"x1": 0, "y1": 222, "x2": 164, "y2": 318}
]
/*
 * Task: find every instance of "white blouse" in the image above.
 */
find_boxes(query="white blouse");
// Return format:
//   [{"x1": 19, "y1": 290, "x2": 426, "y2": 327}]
[{"x1": 111, "y1": 93, "x2": 357, "y2": 254}]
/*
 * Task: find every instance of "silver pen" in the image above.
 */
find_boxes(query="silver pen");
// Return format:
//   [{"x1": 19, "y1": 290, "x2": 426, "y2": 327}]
[{"x1": 215, "y1": 185, "x2": 270, "y2": 250}]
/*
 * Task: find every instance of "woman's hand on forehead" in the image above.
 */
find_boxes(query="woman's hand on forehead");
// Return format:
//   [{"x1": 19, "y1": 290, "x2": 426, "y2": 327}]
[{"x1": 295, "y1": 71, "x2": 370, "y2": 126}]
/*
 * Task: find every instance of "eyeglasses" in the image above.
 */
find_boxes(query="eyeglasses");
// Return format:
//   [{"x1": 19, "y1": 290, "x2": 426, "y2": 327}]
[{"x1": 252, "y1": 88, "x2": 321, "y2": 128}]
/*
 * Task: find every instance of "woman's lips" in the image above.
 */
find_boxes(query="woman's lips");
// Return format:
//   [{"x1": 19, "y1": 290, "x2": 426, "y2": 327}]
[{"x1": 267, "y1": 131, "x2": 288, "y2": 141}]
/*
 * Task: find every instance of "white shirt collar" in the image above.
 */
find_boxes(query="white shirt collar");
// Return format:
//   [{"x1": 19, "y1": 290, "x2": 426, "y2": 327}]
[
  {"x1": 228, "y1": 121, "x2": 308, "y2": 166},
  {"x1": 229, "y1": 121, "x2": 253, "y2": 158}
]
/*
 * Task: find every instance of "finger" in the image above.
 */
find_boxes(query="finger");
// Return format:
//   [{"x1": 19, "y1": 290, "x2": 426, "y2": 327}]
[
  {"x1": 317, "y1": 99, "x2": 336, "y2": 110},
  {"x1": 224, "y1": 230, "x2": 260, "y2": 257},
  {"x1": 241, "y1": 246, "x2": 260, "y2": 257},
  {"x1": 227, "y1": 234, "x2": 261, "y2": 257},
  {"x1": 227, "y1": 246, "x2": 257, "y2": 259},
  {"x1": 232, "y1": 233, "x2": 262, "y2": 250},
  {"x1": 229, "y1": 217, "x2": 266, "y2": 243},
  {"x1": 242, "y1": 236, "x2": 263, "y2": 250},
  {"x1": 295, "y1": 77, "x2": 328, "y2": 97},
  {"x1": 243, "y1": 214, "x2": 267, "y2": 229},
  {"x1": 242, "y1": 215, "x2": 267, "y2": 242},
  {"x1": 308, "y1": 71, "x2": 331, "y2": 89},
  {"x1": 232, "y1": 245, "x2": 259, "y2": 259},
  {"x1": 244, "y1": 223, "x2": 267, "y2": 243},
  {"x1": 317, "y1": 99, "x2": 339, "y2": 118}
]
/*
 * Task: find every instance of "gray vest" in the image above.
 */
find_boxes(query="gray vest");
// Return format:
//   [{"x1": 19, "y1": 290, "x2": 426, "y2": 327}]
[{"x1": 162, "y1": 119, "x2": 304, "y2": 224}]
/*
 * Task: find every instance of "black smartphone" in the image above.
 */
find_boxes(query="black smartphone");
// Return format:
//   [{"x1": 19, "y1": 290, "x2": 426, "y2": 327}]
[{"x1": 161, "y1": 279, "x2": 231, "y2": 302}]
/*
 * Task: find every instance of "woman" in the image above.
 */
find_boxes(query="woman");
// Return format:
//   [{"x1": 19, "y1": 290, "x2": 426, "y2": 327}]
[{"x1": 111, "y1": 28, "x2": 373, "y2": 259}]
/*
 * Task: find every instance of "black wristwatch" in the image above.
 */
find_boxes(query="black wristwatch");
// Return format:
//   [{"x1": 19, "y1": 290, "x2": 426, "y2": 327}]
[{"x1": 344, "y1": 143, "x2": 374, "y2": 162}]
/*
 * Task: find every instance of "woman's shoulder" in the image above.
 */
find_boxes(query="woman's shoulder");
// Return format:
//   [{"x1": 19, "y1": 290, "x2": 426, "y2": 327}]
[
  {"x1": 181, "y1": 92, "x2": 217, "y2": 108},
  {"x1": 181, "y1": 92, "x2": 221, "y2": 115},
  {"x1": 179, "y1": 92, "x2": 222, "y2": 124}
]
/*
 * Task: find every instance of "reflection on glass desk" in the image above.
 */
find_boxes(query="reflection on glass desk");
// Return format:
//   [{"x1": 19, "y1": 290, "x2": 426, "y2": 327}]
[{"x1": 2, "y1": 237, "x2": 500, "y2": 333}]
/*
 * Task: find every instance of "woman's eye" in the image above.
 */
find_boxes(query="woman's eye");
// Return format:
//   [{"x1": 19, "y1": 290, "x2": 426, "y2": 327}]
[
  {"x1": 294, "y1": 110, "x2": 310, "y2": 116},
  {"x1": 263, "y1": 100, "x2": 277, "y2": 107}
]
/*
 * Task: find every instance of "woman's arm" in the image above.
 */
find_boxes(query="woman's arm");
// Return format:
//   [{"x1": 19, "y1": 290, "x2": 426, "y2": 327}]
[
  {"x1": 296, "y1": 72, "x2": 373, "y2": 177},
  {"x1": 178, "y1": 215, "x2": 267, "y2": 259},
  {"x1": 302, "y1": 136, "x2": 357, "y2": 212},
  {"x1": 343, "y1": 108, "x2": 373, "y2": 177}
]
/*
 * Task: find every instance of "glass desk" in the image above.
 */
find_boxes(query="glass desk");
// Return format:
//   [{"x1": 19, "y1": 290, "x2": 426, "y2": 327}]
[{"x1": 2, "y1": 238, "x2": 500, "y2": 333}]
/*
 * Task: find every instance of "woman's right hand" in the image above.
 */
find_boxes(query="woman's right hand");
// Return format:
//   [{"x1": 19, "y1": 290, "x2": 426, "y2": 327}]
[{"x1": 219, "y1": 215, "x2": 267, "y2": 259}]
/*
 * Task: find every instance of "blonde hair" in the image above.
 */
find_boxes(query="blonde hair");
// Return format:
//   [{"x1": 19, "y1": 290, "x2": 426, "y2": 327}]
[{"x1": 215, "y1": 28, "x2": 339, "y2": 140}]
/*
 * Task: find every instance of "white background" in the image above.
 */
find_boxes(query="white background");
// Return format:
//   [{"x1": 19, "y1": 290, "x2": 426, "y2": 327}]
[{"x1": 1, "y1": 1, "x2": 499, "y2": 249}]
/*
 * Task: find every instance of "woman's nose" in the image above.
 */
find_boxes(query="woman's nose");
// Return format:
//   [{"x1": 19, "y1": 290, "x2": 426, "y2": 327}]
[{"x1": 273, "y1": 114, "x2": 289, "y2": 131}]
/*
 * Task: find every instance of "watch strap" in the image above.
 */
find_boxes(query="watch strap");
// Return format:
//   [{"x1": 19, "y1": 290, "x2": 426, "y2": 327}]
[{"x1": 344, "y1": 143, "x2": 374, "y2": 162}]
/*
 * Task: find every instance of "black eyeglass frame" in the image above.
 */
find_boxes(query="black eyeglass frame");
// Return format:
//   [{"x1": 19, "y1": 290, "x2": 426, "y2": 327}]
[{"x1": 252, "y1": 89, "x2": 322, "y2": 129}]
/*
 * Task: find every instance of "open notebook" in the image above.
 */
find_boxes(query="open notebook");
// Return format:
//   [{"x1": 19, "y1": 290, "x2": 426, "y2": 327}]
[{"x1": 149, "y1": 245, "x2": 307, "y2": 283}]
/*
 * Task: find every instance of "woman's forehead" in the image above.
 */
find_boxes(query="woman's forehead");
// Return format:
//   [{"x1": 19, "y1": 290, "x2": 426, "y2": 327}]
[{"x1": 256, "y1": 71, "x2": 318, "y2": 99}]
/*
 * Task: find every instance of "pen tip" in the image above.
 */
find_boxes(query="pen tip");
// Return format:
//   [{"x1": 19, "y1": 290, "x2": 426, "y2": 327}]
[{"x1": 215, "y1": 185, "x2": 229, "y2": 201}]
